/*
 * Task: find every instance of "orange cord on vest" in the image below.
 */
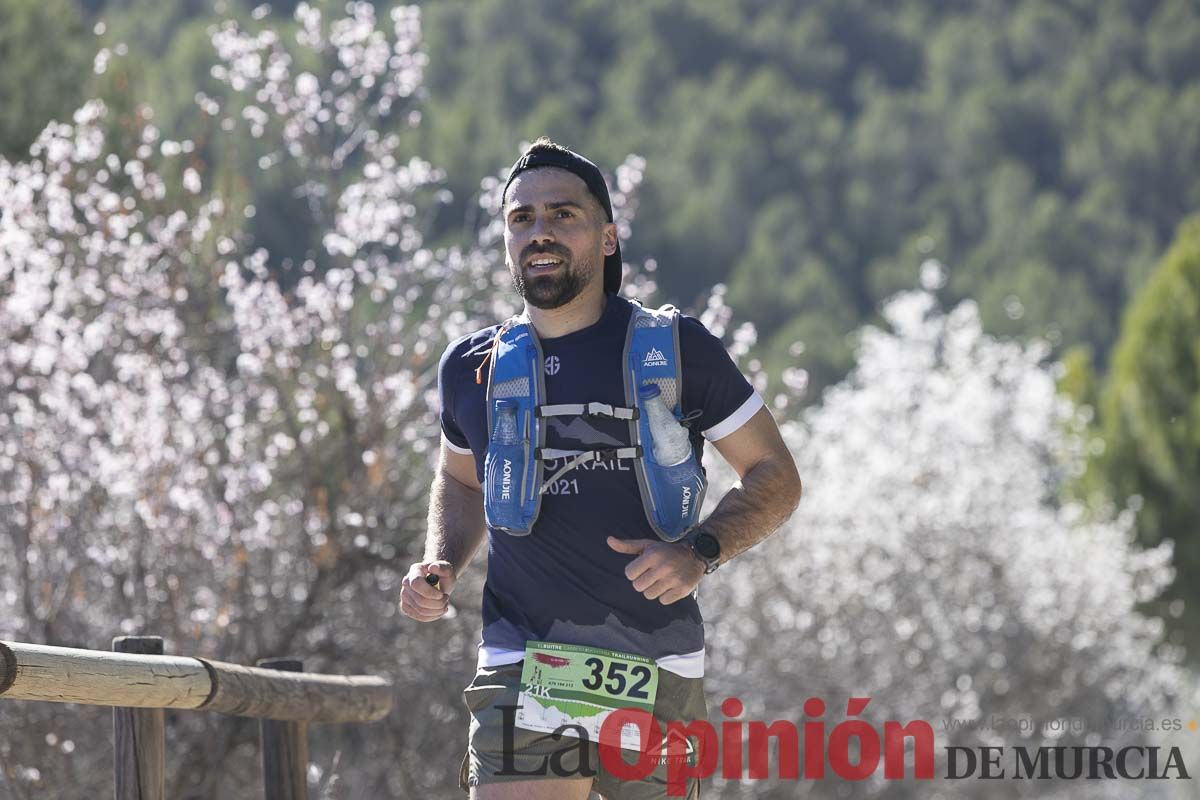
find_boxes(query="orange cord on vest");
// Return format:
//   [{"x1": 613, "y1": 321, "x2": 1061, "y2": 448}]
[{"x1": 475, "y1": 321, "x2": 510, "y2": 385}]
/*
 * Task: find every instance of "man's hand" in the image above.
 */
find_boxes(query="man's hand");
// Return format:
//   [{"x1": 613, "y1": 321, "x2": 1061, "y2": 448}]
[
  {"x1": 607, "y1": 537, "x2": 705, "y2": 605},
  {"x1": 400, "y1": 560, "x2": 456, "y2": 622}
]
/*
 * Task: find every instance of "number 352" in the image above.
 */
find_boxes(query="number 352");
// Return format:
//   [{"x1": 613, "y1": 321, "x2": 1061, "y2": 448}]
[{"x1": 581, "y1": 657, "x2": 652, "y2": 700}]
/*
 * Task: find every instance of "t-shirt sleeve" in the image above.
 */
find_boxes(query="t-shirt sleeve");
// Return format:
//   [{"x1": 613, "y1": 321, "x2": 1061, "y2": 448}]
[
  {"x1": 678, "y1": 316, "x2": 764, "y2": 441},
  {"x1": 437, "y1": 339, "x2": 473, "y2": 455}
]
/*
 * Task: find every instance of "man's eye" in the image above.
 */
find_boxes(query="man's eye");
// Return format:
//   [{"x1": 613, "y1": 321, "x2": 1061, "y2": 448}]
[{"x1": 556, "y1": 209, "x2": 573, "y2": 218}]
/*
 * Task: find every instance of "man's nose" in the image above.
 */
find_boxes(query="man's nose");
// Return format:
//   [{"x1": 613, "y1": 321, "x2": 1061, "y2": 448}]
[{"x1": 530, "y1": 214, "x2": 555, "y2": 243}]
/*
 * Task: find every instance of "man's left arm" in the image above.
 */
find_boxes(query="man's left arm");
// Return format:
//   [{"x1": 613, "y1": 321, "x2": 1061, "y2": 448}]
[
  {"x1": 607, "y1": 405, "x2": 802, "y2": 604},
  {"x1": 692, "y1": 405, "x2": 803, "y2": 561}
]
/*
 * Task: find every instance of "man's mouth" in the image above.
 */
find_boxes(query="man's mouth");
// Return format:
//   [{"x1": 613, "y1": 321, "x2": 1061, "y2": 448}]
[{"x1": 525, "y1": 255, "x2": 564, "y2": 274}]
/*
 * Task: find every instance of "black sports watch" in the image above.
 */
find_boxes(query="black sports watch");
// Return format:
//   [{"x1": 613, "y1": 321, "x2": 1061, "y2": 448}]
[{"x1": 687, "y1": 530, "x2": 722, "y2": 574}]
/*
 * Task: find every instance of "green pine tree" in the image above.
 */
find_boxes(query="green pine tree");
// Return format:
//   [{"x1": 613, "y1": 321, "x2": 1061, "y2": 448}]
[
  {"x1": 0, "y1": 0, "x2": 90, "y2": 159},
  {"x1": 1092, "y1": 214, "x2": 1200, "y2": 652}
]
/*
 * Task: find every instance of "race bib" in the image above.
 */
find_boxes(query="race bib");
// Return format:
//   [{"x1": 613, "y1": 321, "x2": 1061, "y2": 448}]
[{"x1": 515, "y1": 641, "x2": 659, "y2": 752}]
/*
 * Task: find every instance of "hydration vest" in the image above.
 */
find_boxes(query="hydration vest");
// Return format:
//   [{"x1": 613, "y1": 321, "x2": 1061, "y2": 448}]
[{"x1": 479, "y1": 301, "x2": 707, "y2": 542}]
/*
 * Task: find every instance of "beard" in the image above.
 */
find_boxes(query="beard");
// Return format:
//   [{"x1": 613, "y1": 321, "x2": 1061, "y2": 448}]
[{"x1": 509, "y1": 247, "x2": 595, "y2": 310}]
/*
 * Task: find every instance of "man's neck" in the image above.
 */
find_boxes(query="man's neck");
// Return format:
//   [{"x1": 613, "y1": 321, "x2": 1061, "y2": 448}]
[{"x1": 525, "y1": 287, "x2": 608, "y2": 340}]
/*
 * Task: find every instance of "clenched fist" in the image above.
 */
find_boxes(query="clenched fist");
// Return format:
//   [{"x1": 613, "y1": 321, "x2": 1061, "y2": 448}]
[
  {"x1": 607, "y1": 537, "x2": 705, "y2": 605},
  {"x1": 400, "y1": 560, "x2": 456, "y2": 621}
]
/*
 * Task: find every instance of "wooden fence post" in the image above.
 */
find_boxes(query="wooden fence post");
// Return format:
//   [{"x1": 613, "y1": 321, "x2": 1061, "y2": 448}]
[
  {"x1": 112, "y1": 636, "x2": 165, "y2": 800},
  {"x1": 258, "y1": 659, "x2": 309, "y2": 800}
]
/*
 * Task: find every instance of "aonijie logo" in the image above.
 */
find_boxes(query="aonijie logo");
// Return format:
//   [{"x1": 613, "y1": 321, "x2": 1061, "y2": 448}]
[
  {"x1": 642, "y1": 347, "x2": 668, "y2": 367},
  {"x1": 680, "y1": 485, "x2": 692, "y2": 519},
  {"x1": 494, "y1": 697, "x2": 1192, "y2": 796},
  {"x1": 500, "y1": 458, "x2": 513, "y2": 500}
]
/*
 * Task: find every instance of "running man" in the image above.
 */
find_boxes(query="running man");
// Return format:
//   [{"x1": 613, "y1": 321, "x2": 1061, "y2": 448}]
[{"x1": 401, "y1": 138, "x2": 802, "y2": 799}]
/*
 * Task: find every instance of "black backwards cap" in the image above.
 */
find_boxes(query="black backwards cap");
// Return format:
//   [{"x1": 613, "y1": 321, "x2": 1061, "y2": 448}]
[{"x1": 503, "y1": 143, "x2": 622, "y2": 295}]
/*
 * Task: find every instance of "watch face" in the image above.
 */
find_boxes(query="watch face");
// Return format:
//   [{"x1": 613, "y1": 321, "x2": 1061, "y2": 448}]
[{"x1": 695, "y1": 533, "x2": 720, "y2": 560}]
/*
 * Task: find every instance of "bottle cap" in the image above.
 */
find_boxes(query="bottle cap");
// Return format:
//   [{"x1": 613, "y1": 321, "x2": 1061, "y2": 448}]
[{"x1": 638, "y1": 383, "x2": 662, "y2": 400}]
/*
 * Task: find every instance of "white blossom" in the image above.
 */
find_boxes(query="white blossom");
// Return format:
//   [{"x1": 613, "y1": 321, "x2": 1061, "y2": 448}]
[{"x1": 702, "y1": 289, "x2": 1187, "y2": 799}]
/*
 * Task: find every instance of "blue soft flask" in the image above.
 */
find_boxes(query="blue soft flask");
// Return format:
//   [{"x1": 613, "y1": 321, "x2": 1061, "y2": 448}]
[
  {"x1": 636, "y1": 384, "x2": 706, "y2": 541},
  {"x1": 484, "y1": 399, "x2": 527, "y2": 532}
]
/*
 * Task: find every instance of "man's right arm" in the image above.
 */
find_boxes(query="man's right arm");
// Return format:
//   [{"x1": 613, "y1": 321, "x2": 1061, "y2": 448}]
[{"x1": 399, "y1": 440, "x2": 486, "y2": 622}]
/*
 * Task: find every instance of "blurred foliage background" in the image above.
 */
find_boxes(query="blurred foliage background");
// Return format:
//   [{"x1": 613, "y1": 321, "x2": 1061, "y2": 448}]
[
  {"x1": 2, "y1": 0, "x2": 1200, "y2": 797},
  {"x1": 6, "y1": 0, "x2": 1200, "y2": 390},
  {"x1": 7, "y1": 0, "x2": 1200, "y2": 395}
]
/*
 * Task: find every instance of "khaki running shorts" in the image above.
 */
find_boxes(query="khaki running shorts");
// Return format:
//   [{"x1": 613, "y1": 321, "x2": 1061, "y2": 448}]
[{"x1": 459, "y1": 661, "x2": 707, "y2": 799}]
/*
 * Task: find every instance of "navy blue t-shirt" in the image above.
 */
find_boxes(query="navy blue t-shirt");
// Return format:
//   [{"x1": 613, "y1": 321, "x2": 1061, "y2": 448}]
[{"x1": 437, "y1": 294, "x2": 762, "y2": 677}]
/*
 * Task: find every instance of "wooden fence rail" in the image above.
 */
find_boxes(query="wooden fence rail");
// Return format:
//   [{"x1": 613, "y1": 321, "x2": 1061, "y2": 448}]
[{"x1": 0, "y1": 636, "x2": 393, "y2": 800}]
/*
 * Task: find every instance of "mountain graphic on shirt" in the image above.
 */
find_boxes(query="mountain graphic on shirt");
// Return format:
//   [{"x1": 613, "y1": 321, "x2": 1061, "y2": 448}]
[{"x1": 547, "y1": 417, "x2": 625, "y2": 448}]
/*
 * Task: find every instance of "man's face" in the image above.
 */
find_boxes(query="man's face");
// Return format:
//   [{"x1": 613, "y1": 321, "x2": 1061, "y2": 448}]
[{"x1": 503, "y1": 167, "x2": 616, "y2": 310}]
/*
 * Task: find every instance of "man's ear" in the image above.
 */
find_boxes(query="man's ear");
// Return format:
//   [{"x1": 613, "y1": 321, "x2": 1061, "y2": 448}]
[{"x1": 602, "y1": 222, "x2": 618, "y2": 256}]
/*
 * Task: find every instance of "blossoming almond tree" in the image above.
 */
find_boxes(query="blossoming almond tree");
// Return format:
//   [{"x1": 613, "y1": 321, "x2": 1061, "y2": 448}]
[
  {"x1": 701, "y1": 275, "x2": 1189, "y2": 799},
  {"x1": 0, "y1": 3, "x2": 655, "y2": 796}
]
